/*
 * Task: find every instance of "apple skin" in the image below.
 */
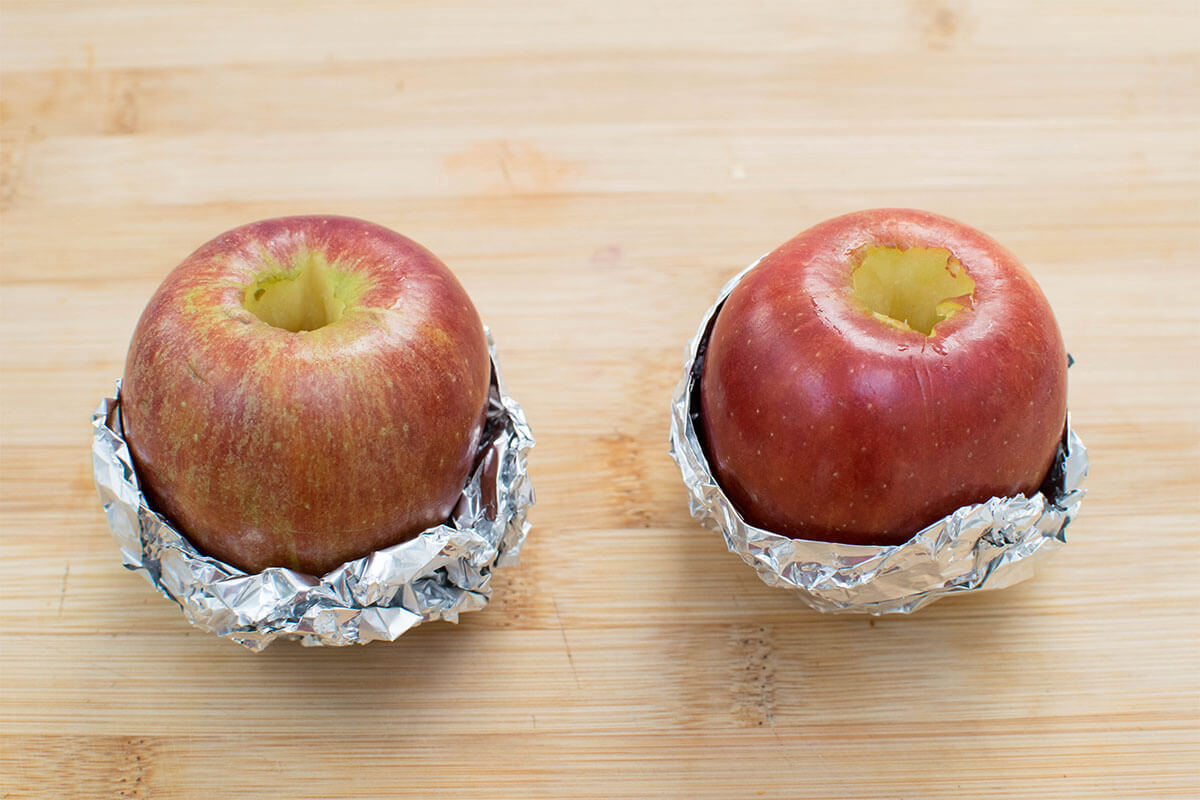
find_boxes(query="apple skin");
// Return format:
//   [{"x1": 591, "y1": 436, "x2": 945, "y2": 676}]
[
  {"x1": 121, "y1": 216, "x2": 492, "y2": 575},
  {"x1": 699, "y1": 209, "x2": 1068, "y2": 547}
]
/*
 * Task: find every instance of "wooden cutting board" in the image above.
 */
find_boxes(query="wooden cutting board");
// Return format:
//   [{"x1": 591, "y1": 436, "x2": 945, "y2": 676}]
[{"x1": 2, "y1": 2, "x2": 1197, "y2": 797}]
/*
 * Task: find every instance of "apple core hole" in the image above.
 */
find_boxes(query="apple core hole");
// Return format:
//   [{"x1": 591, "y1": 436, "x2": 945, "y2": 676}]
[
  {"x1": 243, "y1": 254, "x2": 348, "y2": 332},
  {"x1": 850, "y1": 246, "x2": 975, "y2": 335}
]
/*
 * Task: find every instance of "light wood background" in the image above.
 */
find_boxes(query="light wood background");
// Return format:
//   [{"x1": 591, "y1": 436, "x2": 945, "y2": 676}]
[{"x1": 2, "y1": 2, "x2": 1198, "y2": 798}]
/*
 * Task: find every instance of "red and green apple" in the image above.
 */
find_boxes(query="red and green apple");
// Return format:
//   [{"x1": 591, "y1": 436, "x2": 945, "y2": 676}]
[{"x1": 121, "y1": 216, "x2": 491, "y2": 575}]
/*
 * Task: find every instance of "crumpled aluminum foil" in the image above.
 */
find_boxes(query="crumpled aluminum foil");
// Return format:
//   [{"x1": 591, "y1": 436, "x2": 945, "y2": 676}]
[
  {"x1": 93, "y1": 330, "x2": 534, "y2": 650},
  {"x1": 669, "y1": 262, "x2": 1088, "y2": 614}
]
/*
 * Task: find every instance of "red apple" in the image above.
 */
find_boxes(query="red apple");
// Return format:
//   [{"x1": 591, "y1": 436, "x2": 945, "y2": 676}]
[
  {"x1": 699, "y1": 209, "x2": 1068, "y2": 546},
  {"x1": 121, "y1": 216, "x2": 491, "y2": 575}
]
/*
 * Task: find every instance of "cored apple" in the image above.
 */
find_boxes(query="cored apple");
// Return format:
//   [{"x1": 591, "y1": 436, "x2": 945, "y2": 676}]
[
  {"x1": 699, "y1": 209, "x2": 1068, "y2": 546},
  {"x1": 121, "y1": 216, "x2": 492, "y2": 575}
]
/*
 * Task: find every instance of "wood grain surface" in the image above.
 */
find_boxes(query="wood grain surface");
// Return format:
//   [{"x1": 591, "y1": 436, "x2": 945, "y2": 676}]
[{"x1": 2, "y1": 2, "x2": 1198, "y2": 798}]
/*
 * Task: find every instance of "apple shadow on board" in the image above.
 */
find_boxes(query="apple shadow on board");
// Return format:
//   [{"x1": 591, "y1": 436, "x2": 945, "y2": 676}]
[
  {"x1": 245, "y1": 611, "x2": 486, "y2": 695},
  {"x1": 661, "y1": 432, "x2": 1060, "y2": 726}
]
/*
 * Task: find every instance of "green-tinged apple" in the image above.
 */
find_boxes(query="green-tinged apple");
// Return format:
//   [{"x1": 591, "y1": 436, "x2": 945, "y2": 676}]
[
  {"x1": 699, "y1": 209, "x2": 1068, "y2": 547},
  {"x1": 121, "y1": 216, "x2": 491, "y2": 575}
]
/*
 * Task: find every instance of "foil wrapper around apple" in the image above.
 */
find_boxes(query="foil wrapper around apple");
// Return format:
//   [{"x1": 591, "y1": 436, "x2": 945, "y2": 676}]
[
  {"x1": 93, "y1": 332, "x2": 533, "y2": 650},
  {"x1": 670, "y1": 212, "x2": 1088, "y2": 614}
]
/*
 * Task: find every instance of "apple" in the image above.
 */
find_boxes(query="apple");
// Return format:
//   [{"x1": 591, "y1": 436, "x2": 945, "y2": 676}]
[
  {"x1": 120, "y1": 216, "x2": 492, "y2": 575},
  {"x1": 699, "y1": 209, "x2": 1068, "y2": 547}
]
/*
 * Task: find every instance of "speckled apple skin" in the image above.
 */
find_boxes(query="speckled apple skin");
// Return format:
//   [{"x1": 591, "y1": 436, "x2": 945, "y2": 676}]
[
  {"x1": 700, "y1": 209, "x2": 1068, "y2": 547},
  {"x1": 121, "y1": 216, "x2": 491, "y2": 575}
]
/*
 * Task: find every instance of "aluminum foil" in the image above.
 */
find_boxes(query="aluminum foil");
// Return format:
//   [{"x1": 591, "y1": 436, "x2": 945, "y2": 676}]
[
  {"x1": 669, "y1": 262, "x2": 1088, "y2": 614},
  {"x1": 93, "y1": 330, "x2": 534, "y2": 650}
]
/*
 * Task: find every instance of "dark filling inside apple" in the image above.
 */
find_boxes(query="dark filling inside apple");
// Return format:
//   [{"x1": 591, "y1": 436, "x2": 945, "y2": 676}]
[
  {"x1": 243, "y1": 253, "x2": 353, "y2": 332},
  {"x1": 850, "y1": 246, "x2": 975, "y2": 335}
]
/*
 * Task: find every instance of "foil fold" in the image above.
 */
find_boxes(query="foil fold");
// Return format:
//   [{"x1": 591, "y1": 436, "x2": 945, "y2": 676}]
[
  {"x1": 93, "y1": 330, "x2": 534, "y2": 650},
  {"x1": 669, "y1": 262, "x2": 1088, "y2": 614}
]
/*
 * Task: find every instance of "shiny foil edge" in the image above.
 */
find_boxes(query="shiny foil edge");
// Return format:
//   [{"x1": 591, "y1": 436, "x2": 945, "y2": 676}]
[
  {"x1": 92, "y1": 329, "x2": 535, "y2": 650},
  {"x1": 668, "y1": 260, "x2": 1089, "y2": 614}
]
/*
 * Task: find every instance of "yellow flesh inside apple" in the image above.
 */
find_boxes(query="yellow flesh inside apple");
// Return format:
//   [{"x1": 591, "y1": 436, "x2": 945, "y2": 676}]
[
  {"x1": 243, "y1": 253, "x2": 363, "y2": 332},
  {"x1": 850, "y1": 246, "x2": 975, "y2": 336}
]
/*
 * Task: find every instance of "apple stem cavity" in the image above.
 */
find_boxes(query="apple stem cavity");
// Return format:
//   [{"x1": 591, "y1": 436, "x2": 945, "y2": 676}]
[
  {"x1": 850, "y1": 246, "x2": 975, "y2": 336},
  {"x1": 243, "y1": 252, "x2": 361, "y2": 333}
]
